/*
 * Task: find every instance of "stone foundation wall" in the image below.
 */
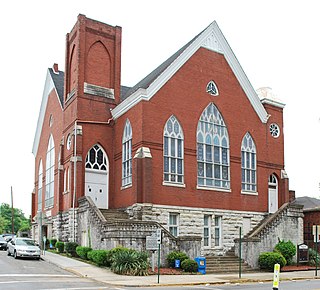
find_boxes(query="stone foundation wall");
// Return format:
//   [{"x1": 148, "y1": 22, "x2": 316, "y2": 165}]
[
  {"x1": 234, "y1": 203, "x2": 304, "y2": 268},
  {"x1": 31, "y1": 209, "x2": 78, "y2": 245},
  {"x1": 127, "y1": 203, "x2": 266, "y2": 256},
  {"x1": 77, "y1": 197, "x2": 202, "y2": 265}
]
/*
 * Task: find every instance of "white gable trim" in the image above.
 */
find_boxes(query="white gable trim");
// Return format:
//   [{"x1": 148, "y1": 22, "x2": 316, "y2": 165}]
[
  {"x1": 32, "y1": 70, "x2": 55, "y2": 156},
  {"x1": 112, "y1": 21, "x2": 268, "y2": 123}
]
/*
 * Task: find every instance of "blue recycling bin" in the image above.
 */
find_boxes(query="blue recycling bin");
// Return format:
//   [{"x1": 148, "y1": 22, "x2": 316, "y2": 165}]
[
  {"x1": 194, "y1": 256, "x2": 206, "y2": 274},
  {"x1": 175, "y1": 259, "x2": 181, "y2": 268}
]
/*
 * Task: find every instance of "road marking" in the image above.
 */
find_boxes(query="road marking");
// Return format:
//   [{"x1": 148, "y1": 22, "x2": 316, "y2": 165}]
[
  {"x1": 40, "y1": 287, "x2": 110, "y2": 290},
  {"x1": 0, "y1": 274, "x2": 74, "y2": 277}
]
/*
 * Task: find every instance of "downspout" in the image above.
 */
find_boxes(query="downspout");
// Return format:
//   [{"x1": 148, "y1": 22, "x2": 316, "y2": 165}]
[{"x1": 72, "y1": 120, "x2": 77, "y2": 242}]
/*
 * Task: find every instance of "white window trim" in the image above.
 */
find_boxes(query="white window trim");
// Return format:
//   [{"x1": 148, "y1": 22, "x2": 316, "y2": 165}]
[
  {"x1": 197, "y1": 185, "x2": 231, "y2": 193},
  {"x1": 163, "y1": 115, "x2": 184, "y2": 184},
  {"x1": 169, "y1": 213, "x2": 179, "y2": 237},
  {"x1": 197, "y1": 103, "x2": 230, "y2": 190},
  {"x1": 203, "y1": 215, "x2": 211, "y2": 248},
  {"x1": 162, "y1": 181, "x2": 186, "y2": 188},
  {"x1": 241, "y1": 190, "x2": 258, "y2": 195},
  {"x1": 214, "y1": 216, "x2": 222, "y2": 247},
  {"x1": 122, "y1": 119, "x2": 132, "y2": 187}
]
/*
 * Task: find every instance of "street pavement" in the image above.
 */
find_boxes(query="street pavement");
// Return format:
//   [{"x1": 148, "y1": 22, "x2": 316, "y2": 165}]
[{"x1": 42, "y1": 251, "x2": 320, "y2": 287}]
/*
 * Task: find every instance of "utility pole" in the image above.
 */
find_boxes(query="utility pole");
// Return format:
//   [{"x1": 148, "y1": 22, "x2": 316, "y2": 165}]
[{"x1": 11, "y1": 186, "x2": 14, "y2": 235}]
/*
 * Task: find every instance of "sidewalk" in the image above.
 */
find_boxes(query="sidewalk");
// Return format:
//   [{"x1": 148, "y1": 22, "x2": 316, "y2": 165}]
[{"x1": 42, "y1": 251, "x2": 320, "y2": 287}]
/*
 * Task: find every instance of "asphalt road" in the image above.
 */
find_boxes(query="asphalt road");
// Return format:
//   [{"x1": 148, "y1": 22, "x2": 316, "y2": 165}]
[
  {"x1": 1, "y1": 249, "x2": 320, "y2": 290},
  {"x1": 0, "y1": 250, "x2": 113, "y2": 289}
]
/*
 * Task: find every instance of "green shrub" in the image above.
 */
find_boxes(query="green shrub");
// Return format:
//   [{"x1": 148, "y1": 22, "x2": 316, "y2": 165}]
[
  {"x1": 181, "y1": 259, "x2": 198, "y2": 272},
  {"x1": 274, "y1": 239, "x2": 296, "y2": 265},
  {"x1": 87, "y1": 250, "x2": 94, "y2": 261},
  {"x1": 111, "y1": 249, "x2": 149, "y2": 276},
  {"x1": 55, "y1": 241, "x2": 64, "y2": 253},
  {"x1": 65, "y1": 242, "x2": 79, "y2": 257},
  {"x1": 107, "y1": 246, "x2": 131, "y2": 266},
  {"x1": 50, "y1": 238, "x2": 57, "y2": 248},
  {"x1": 166, "y1": 251, "x2": 189, "y2": 268},
  {"x1": 259, "y1": 252, "x2": 286, "y2": 271},
  {"x1": 76, "y1": 246, "x2": 92, "y2": 260},
  {"x1": 88, "y1": 250, "x2": 109, "y2": 266},
  {"x1": 308, "y1": 248, "x2": 320, "y2": 266}
]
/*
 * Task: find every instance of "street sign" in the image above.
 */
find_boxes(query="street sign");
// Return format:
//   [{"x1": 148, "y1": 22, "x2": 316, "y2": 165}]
[
  {"x1": 156, "y1": 229, "x2": 162, "y2": 244},
  {"x1": 146, "y1": 235, "x2": 158, "y2": 250}
]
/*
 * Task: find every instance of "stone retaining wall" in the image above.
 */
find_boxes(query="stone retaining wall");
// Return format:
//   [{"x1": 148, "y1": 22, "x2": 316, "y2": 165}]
[{"x1": 234, "y1": 203, "x2": 304, "y2": 268}]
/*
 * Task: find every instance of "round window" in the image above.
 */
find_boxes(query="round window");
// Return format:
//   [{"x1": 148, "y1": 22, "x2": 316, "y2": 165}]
[
  {"x1": 269, "y1": 123, "x2": 280, "y2": 138},
  {"x1": 66, "y1": 134, "x2": 72, "y2": 150}
]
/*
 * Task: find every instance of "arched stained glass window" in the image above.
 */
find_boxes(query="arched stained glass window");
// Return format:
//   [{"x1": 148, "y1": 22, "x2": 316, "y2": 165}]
[
  {"x1": 38, "y1": 160, "x2": 43, "y2": 211},
  {"x1": 197, "y1": 103, "x2": 230, "y2": 189},
  {"x1": 241, "y1": 132, "x2": 257, "y2": 192},
  {"x1": 122, "y1": 119, "x2": 132, "y2": 186},
  {"x1": 163, "y1": 115, "x2": 184, "y2": 184},
  {"x1": 85, "y1": 144, "x2": 108, "y2": 171},
  {"x1": 45, "y1": 135, "x2": 55, "y2": 208}
]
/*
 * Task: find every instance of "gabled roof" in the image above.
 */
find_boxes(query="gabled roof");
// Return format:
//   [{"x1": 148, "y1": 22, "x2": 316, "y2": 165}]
[
  {"x1": 32, "y1": 68, "x2": 64, "y2": 156},
  {"x1": 292, "y1": 196, "x2": 320, "y2": 211},
  {"x1": 112, "y1": 21, "x2": 269, "y2": 123}
]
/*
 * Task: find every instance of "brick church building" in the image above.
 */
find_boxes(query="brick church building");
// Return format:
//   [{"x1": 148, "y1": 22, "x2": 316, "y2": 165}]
[{"x1": 32, "y1": 14, "x2": 298, "y2": 260}]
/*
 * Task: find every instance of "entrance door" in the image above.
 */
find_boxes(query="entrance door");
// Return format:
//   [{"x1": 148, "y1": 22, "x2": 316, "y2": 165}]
[
  {"x1": 85, "y1": 144, "x2": 109, "y2": 209},
  {"x1": 85, "y1": 171, "x2": 108, "y2": 208},
  {"x1": 268, "y1": 174, "x2": 278, "y2": 213}
]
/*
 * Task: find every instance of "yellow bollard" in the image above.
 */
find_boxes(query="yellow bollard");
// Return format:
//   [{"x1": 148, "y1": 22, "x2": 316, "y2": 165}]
[{"x1": 272, "y1": 263, "x2": 280, "y2": 289}]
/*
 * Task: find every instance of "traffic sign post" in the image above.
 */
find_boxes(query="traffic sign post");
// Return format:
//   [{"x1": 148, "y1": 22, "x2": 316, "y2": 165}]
[{"x1": 157, "y1": 229, "x2": 161, "y2": 284}]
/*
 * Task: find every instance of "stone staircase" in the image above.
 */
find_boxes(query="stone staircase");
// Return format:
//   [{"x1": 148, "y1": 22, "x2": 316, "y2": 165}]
[
  {"x1": 206, "y1": 250, "x2": 254, "y2": 273},
  {"x1": 99, "y1": 208, "x2": 130, "y2": 220}
]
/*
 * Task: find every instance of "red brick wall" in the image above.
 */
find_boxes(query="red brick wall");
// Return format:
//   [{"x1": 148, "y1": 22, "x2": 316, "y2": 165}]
[
  {"x1": 34, "y1": 16, "x2": 289, "y2": 217},
  {"x1": 111, "y1": 48, "x2": 287, "y2": 212},
  {"x1": 34, "y1": 88, "x2": 63, "y2": 217}
]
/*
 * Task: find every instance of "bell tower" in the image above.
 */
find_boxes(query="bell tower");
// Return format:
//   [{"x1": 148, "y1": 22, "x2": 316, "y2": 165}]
[{"x1": 64, "y1": 14, "x2": 122, "y2": 115}]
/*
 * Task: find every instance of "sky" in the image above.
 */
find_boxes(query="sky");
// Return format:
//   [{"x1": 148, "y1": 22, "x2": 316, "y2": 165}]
[{"x1": 0, "y1": 0, "x2": 319, "y2": 217}]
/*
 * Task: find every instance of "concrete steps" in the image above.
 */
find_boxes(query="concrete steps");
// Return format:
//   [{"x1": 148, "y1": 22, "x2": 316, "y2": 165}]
[
  {"x1": 205, "y1": 255, "x2": 254, "y2": 273},
  {"x1": 99, "y1": 208, "x2": 129, "y2": 220}
]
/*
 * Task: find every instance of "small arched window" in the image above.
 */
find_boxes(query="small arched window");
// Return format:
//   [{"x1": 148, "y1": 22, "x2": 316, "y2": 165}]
[
  {"x1": 122, "y1": 120, "x2": 132, "y2": 186},
  {"x1": 85, "y1": 144, "x2": 108, "y2": 171},
  {"x1": 163, "y1": 115, "x2": 184, "y2": 184},
  {"x1": 197, "y1": 103, "x2": 230, "y2": 189},
  {"x1": 241, "y1": 132, "x2": 257, "y2": 192},
  {"x1": 45, "y1": 135, "x2": 55, "y2": 208},
  {"x1": 38, "y1": 160, "x2": 43, "y2": 211}
]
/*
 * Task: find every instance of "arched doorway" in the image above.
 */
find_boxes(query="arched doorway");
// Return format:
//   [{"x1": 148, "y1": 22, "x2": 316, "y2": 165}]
[
  {"x1": 84, "y1": 144, "x2": 109, "y2": 209},
  {"x1": 268, "y1": 174, "x2": 278, "y2": 213}
]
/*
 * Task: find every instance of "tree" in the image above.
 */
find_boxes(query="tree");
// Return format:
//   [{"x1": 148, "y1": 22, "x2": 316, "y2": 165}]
[{"x1": 0, "y1": 203, "x2": 30, "y2": 234}]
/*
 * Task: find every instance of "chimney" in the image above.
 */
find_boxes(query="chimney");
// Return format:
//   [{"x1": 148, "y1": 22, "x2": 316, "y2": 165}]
[{"x1": 53, "y1": 63, "x2": 59, "y2": 74}]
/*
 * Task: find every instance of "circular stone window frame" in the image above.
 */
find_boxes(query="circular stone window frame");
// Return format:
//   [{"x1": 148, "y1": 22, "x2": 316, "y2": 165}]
[
  {"x1": 269, "y1": 123, "x2": 280, "y2": 138},
  {"x1": 66, "y1": 134, "x2": 72, "y2": 150}
]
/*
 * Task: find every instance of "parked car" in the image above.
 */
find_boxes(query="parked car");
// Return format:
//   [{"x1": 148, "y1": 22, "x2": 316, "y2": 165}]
[
  {"x1": 7, "y1": 238, "x2": 41, "y2": 260},
  {"x1": 2, "y1": 234, "x2": 15, "y2": 243},
  {"x1": 0, "y1": 236, "x2": 7, "y2": 250}
]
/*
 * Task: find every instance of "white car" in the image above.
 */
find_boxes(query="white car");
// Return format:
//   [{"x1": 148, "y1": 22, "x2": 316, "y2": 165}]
[{"x1": 7, "y1": 238, "x2": 41, "y2": 260}]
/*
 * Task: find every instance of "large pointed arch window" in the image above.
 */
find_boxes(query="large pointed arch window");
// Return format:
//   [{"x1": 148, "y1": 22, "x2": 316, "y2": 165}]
[
  {"x1": 163, "y1": 115, "x2": 184, "y2": 184},
  {"x1": 38, "y1": 160, "x2": 43, "y2": 211},
  {"x1": 122, "y1": 119, "x2": 132, "y2": 187},
  {"x1": 197, "y1": 103, "x2": 230, "y2": 189},
  {"x1": 45, "y1": 135, "x2": 55, "y2": 208},
  {"x1": 241, "y1": 132, "x2": 257, "y2": 192}
]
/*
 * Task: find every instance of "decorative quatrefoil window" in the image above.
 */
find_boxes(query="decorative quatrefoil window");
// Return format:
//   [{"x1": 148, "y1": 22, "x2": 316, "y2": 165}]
[
  {"x1": 269, "y1": 123, "x2": 280, "y2": 138},
  {"x1": 206, "y1": 80, "x2": 219, "y2": 96}
]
